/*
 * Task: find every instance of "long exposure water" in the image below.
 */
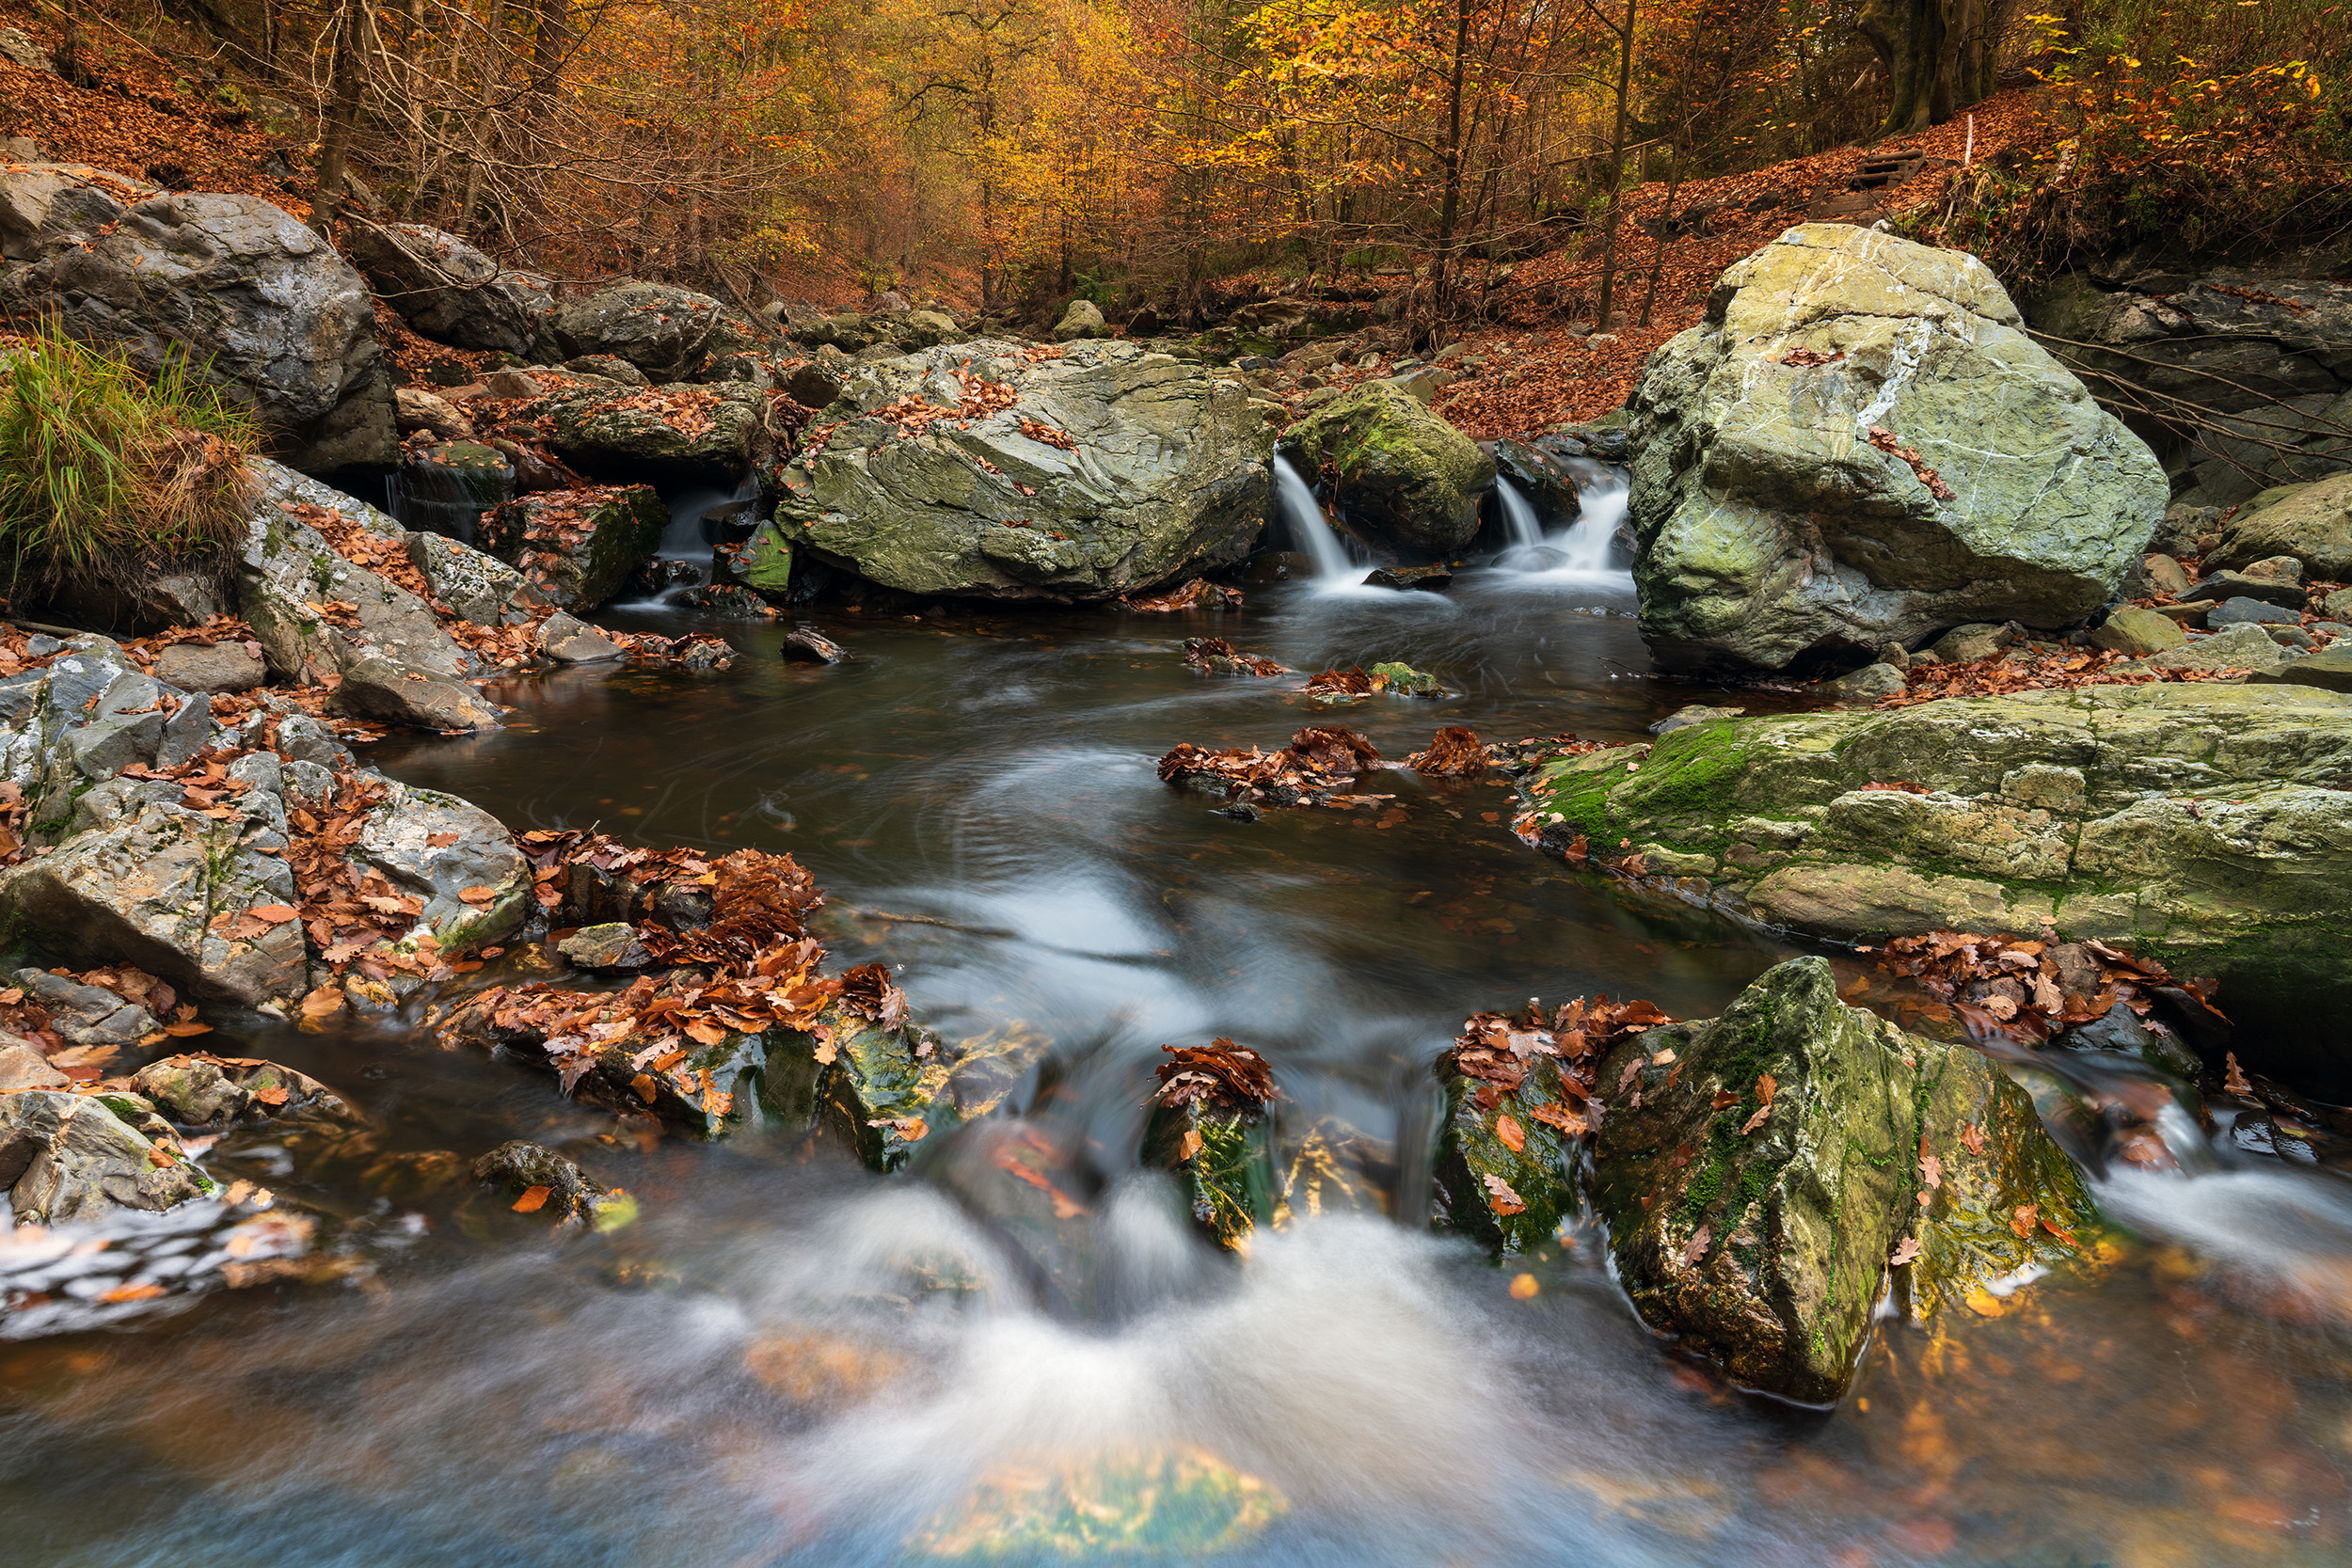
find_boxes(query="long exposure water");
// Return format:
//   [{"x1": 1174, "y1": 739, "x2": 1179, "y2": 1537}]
[{"x1": 3, "y1": 567, "x2": 2349, "y2": 1565}]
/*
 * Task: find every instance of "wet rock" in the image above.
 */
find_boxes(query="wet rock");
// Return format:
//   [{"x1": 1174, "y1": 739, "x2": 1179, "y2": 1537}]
[
  {"x1": 2065, "y1": 1001, "x2": 2202, "y2": 1079},
  {"x1": 345, "y1": 222, "x2": 554, "y2": 356},
  {"x1": 557, "y1": 923, "x2": 650, "y2": 970},
  {"x1": 1143, "y1": 1100, "x2": 1274, "y2": 1250},
  {"x1": 1591, "y1": 958, "x2": 2090, "y2": 1402},
  {"x1": 355, "y1": 778, "x2": 532, "y2": 951},
  {"x1": 908, "y1": 1446, "x2": 1283, "y2": 1557},
  {"x1": 1361, "y1": 564, "x2": 1453, "y2": 591},
  {"x1": 470, "y1": 1139, "x2": 607, "y2": 1221},
  {"x1": 395, "y1": 441, "x2": 516, "y2": 544},
  {"x1": 0, "y1": 788, "x2": 304, "y2": 1005},
  {"x1": 10, "y1": 969, "x2": 157, "y2": 1049},
  {"x1": 1652, "y1": 704, "x2": 1744, "y2": 735},
  {"x1": 537, "y1": 612, "x2": 625, "y2": 663},
  {"x1": 531, "y1": 382, "x2": 767, "y2": 485},
  {"x1": 405, "y1": 527, "x2": 527, "y2": 626},
  {"x1": 393, "y1": 386, "x2": 474, "y2": 441},
  {"x1": 1369, "y1": 660, "x2": 1439, "y2": 695},
  {"x1": 130, "y1": 1053, "x2": 359, "y2": 1129},
  {"x1": 478, "y1": 485, "x2": 667, "y2": 610},
  {"x1": 2207, "y1": 597, "x2": 2298, "y2": 628},
  {"x1": 1432, "y1": 1052, "x2": 1581, "y2": 1257},
  {"x1": 0, "y1": 165, "x2": 394, "y2": 471},
  {"x1": 328, "y1": 656, "x2": 502, "y2": 732},
  {"x1": 2088, "y1": 605, "x2": 2185, "y2": 656},
  {"x1": 730, "y1": 520, "x2": 794, "y2": 600},
  {"x1": 0, "y1": 1090, "x2": 213, "y2": 1224},
  {"x1": 1279, "y1": 381, "x2": 1493, "y2": 562},
  {"x1": 1629, "y1": 225, "x2": 2164, "y2": 674},
  {"x1": 153, "y1": 640, "x2": 266, "y2": 694},
  {"x1": 551, "y1": 281, "x2": 760, "y2": 383},
  {"x1": 238, "y1": 459, "x2": 486, "y2": 703},
  {"x1": 779, "y1": 339, "x2": 1272, "y2": 602},
  {"x1": 1513, "y1": 684, "x2": 2352, "y2": 1016}
]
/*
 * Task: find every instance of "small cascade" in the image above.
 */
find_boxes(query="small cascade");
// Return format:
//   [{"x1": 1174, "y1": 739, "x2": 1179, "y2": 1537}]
[
  {"x1": 618, "y1": 473, "x2": 767, "y2": 608},
  {"x1": 1551, "y1": 469, "x2": 1629, "y2": 573},
  {"x1": 389, "y1": 443, "x2": 515, "y2": 546},
  {"x1": 1272, "y1": 454, "x2": 1361, "y2": 584},
  {"x1": 1495, "y1": 479, "x2": 1545, "y2": 549}
]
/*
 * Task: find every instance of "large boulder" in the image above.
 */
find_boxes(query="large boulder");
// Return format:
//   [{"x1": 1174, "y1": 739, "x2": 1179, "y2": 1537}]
[
  {"x1": 0, "y1": 1090, "x2": 213, "y2": 1224},
  {"x1": 1280, "y1": 381, "x2": 1494, "y2": 562},
  {"x1": 236, "y1": 459, "x2": 501, "y2": 729},
  {"x1": 0, "y1": 634, "x2": 214, "y2": 831},
  {"x1": 0, "y1": 164, "x2": 395, "y2": 473},
  {"x1": 550, "y1": 281, "x2": 759, "y2": 383},
  {"x1": 343, "y1": 222, "x2": 554, "y2": 356},
  {"x1": 478, "y1": 485, "x2": 667, "y2": 610},
  {"x1": 2203, "y1": 472, "x2": 2352, "y2": 580},
  {"x1": 1629, "y1": 224, "x2": 2167, "y2": 673},
  {"x1": 774, "y1": 339, "x2": 1273, "y2": 600},
  {"x1": 1052, "y1": 298, "x2": 1108, "y2": 341},
  {"x1": 1513, "y1": 683, "x2": 2352, "y2": 1059},
  {"x1": 1591, "y1": 958, "x2": 2090, "y2": 1403},
  {"x1": 527, "y1": 382, "x2": 766, "y2": 484},
  {"x1": 2028, "y1": 264, "x2": 2351, "y2": 509}
]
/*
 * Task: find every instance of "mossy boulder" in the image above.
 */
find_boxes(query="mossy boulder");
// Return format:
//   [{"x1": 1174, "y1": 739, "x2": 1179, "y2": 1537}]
[
  {"x1": 1279, "y1": 381, "x2": 1494, "y2": 562},
  {"x1": 1142, "y1": 1101, "x2": 1275, "y2": 1249},
  {"x1": 1432, "y1": 1054, "x2": 1581, "y2": 1255},
  {"x1": 1591, "y1": 958, "x2": 2090, "y2": 1403},
  {"x1": 776, "y1": 339, "x2": 1273, "y2": 601},
  {"x1": 531, "y1": 381, "x2": 767, "y2": 484},
  {"x1": 1629, "y1": 224, "x2": 2166, "y2": 673},
  {"x1": 478, "y1": 485, "x2": 667, "y2": 610},
  {"x1": 1515, "y1": 684, "x2": 2352, "y2": 1035},
  {"x1": 2203, "y1": 471, "x2": 2352, "y2": 580},
  {"x1": 731, "y1": 519, "x2": 794, "y2": 600}
]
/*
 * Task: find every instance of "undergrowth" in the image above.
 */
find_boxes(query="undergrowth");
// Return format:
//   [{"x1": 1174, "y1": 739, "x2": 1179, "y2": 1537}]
[
  {"x1": 0, "y1": 322, "x2": 256, "y2": 600},
  {"x1": 1913, "y1": 1, "x2": 2351, "y2": 284}
]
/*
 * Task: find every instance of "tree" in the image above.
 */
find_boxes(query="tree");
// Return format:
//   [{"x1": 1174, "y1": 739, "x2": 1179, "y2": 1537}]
[{"x1": 1858, "y1": 0, "x2": 2013, "y2": 133}]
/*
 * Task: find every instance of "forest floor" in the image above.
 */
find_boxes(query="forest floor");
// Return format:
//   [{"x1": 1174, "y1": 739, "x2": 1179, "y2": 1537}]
[{"x1": 0, "y1": 0, "x2": 2047, "y2": 442}]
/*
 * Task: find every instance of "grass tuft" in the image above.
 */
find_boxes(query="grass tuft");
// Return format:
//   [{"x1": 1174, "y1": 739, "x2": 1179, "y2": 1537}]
[{"x1": 0, "y1": 321, "x2": 257, "y2": 600}]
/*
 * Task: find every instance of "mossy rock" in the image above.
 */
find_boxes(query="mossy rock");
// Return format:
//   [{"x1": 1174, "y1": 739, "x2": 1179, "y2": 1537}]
[
  {"x1": 1141, "y1": 1101, "x2": 1275, "y2": 1249},
  {"x1": 1279, "y1": 381, "x2": 1493, "y2": 562},
  {"x1": 1432, "y1": 1055, "x2": 1580, "y2": 1256}
]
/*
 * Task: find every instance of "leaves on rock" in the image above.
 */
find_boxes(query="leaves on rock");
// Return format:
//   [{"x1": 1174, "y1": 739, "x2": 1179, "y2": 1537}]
[
  {"x1": 1405, "y1": 726, "x2": 1489, "y2": 777},
  {"x1": 1877, "y1": 928, "x2": 2224, "y2": 1046},
  {"x1": 1156, "y1": 724, "x2": 1382, "y2": 809},
  {"x1": 1180, "y1": 637, "x2": 1283, "y2": 677},
  {"x1": 1154, "y1": 1038, "x2": 1277, "y2": 1113}
]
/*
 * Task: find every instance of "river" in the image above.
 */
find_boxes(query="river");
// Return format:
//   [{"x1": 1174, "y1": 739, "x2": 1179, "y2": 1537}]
[{"x1": 2, "y1": 562, "x2": 2348, "y2": 1565}]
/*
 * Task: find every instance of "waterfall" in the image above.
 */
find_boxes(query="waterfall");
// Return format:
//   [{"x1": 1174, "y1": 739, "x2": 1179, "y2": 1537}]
[
  {"x1": 1496, "y1": 479, "x2": 1544, "y2": 549},
  {"x1": 1551, "y1": 470, "x2": 1628, "y2": 573},
  {"x1": 389, "y1": 445, "x2": 514, "y2": 546},
  {"x1": 1272, "y1": 454, "x2": 1358, "y2": 583},
  {"x1": 653, "y1": 472, "x2": 765, "y2": 586}
]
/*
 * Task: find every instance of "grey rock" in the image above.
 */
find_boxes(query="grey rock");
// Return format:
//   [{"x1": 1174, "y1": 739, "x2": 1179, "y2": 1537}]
[
  {"x1": 0, "y1": 1091, "x2": 211, "y2": 1225},
  {"x1": 0, "y1": 165, "x2": 393, "y2": 472},
  {"x1": 480, "y1": 487, "x2": 666, "y2": 610},
  {"x1": 1052, "y1": 297, "x2": 1108, "y2": 341},
  {"x1": 405, "y1": 527, "x2": 525, "y2": 626},
  {"x1": 2267, "y1": 624, "x2": 2317, "y2": 650},
  {"x1": 1629, "y1": 226, "x2": 2166, "y2": 673},
  {"x1": 1651, "y1": 704, "x2": 1745, "y2": 735},
  {"x1": 2089, "y1": 605, "x2": 2186, "y2": 655},
  {"x1": 354, "y1": 778, "x2": 532, "y2": 950},
  {"x1": 2205, "y1": 472, "x2": 2352, "y2": 580},
  {"x1": 2138, "y1": 622, "x2": 2289, "y2": 673},
  {"x1": 11, "y1": 968, "x2": 158, "y2": 1048},
  {"x1": 2206, "y1": 596, "x2": 2299, "y2": 626},
  {"x1": 537, "y1": 612, "x2": 624, "y2": 663},
  {"x1": 777, "y1": 339, "x2": 1274, "y2": 601},
  {"x1": 153, "y1": 640, "x2": 266, "y2": 694},
  {"x1": 560, "y1": 354, "x2": 647, "y2": 387},
  {"x1": 783, "y1": 362, "x2": 841, "y2": 409},
  {"x1": 328, "y1": 656, "x2": 502, "y2": 732},
  {"x1": 0, "y1": 1035, "x2": 67, "y2": 1092},
  {"x1": 129, "y1": 1053, "x2": 358, "y2": 1129},
  {"x1": 2249, "y1": 647, "x2": 2352, "y2": 694},
  {"x1": 525, "y1": 381, "x2": 764, "y2": 484},
  {"x1": 393, "y1": 386, "x2": 474, "y2": 441},
  {"x1": 557, "y1": 923, "x2": 650, "y2": 970},
  {"x1": 552, "y1": 282, "x2": 757, "y2": 382},
  {"x1": 1929, "y1": 622, "x2": 2014, "y2": 664},
  {"x1": 344, "y1": 223, "x2": 555, "y2": 356},
  {"x1": 1824, "y1": 661, "x2": 1907, "y2": 699},
  {"x1": 2141, "y1": 554, "x2": 2191, "y2": 596}
]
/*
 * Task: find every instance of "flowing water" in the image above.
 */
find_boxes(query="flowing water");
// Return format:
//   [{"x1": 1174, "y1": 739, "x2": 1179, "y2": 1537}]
[
  {"x1": 1271, "y1": 455, "x2": 1365, "y2": 588},
  {"x1": 4, "y1": 569, "x2": 2351, "y2": 1566}
]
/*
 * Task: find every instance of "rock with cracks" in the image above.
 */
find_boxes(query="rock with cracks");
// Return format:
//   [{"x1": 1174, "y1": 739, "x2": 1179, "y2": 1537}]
[
  {"x1": 777, "y1": 339, "x2": 1272, "y2": 601},
  {"x1": 1628, "y1": 224, "x2": 2167, "y2": 673}
]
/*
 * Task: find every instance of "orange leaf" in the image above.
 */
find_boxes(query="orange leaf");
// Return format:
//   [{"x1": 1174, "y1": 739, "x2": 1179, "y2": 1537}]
[
  {"x1": 1959, "y1": 1120, "x2": 1986, "y2": 1156},
  {"x1": 457, "y1": 885, "x2": 499, "y2": 905},
  {"x1": 98, "y1": 1282, "x2": 168, "y2": 1304},
  {"x1": 683, "y1": 1020, "x2": 729, "y2": 1046},
  {"x1": 1890, "y1": 1236, "x2": 1922, "y2": 1266},
  {"x1": 2010, "y1": 1203, "x2": 2039, "y2": 1240},
  {"x1": 630, "y1": 1072, "x2": 658, "y2": 1104},
  {"x1": 248, "y1": 904, "x2": 300, "y2": 924},
  {"x1": 1482, "y1": 1172, "x2": 1526, "y2": 1215},
  {"x1": 162, "y1": 1020, "x2": 214, "y2": 1037},
  {"x1": 512, "y1": 1185, "x2": 552, "y2": 1213},
  {"x1": 1179, "y1": 1128, "x2": 1204, "y2": 1163},
  {"x1": 1496, "y1": 1112, "x2": 1525, "y2": 1152},
  {"x1": 300, "y1": 984, "x2": 344, "y2": 1018}
]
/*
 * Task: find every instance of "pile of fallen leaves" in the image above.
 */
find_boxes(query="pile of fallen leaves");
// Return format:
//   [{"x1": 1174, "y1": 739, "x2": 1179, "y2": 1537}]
[
  {"x1": 1446, "y1": 996, "x2": 1678, "y2": 1180},
  {"x1": 1154, "y1": 1039, "x2": 1278, "y2": 1114},
  {"x1": 605, "y1": 629, "x2": 737, "y2": 668},
  {"x1": 1880, "y1": 644, "x2": 2251, "y2": 707},
  {"x1": 603, "y1": 387, "x2": 722, "y2": 439},
  {"x1": 1156, "y1": 724, "x2": 1390, "y2": 809},
  {"x1": 440, "y1": 838, "x2": 842, "y2": 1118},
  {"x1": 1015, "y1": 417, "x2": 1077, "y2": 451},
  {"x1": 1181, "y1": 637, "x2": 1283, "y2": 676},
  {"x1": 1872, "y1": 928, "x2": 2223, "y2": 1046},
  {"x1": 1301, "y1": 666, "x2": 1379, "y2": 699},
  {"x1": 1124, "y1": 579, "x2": 1241, "y2": 612},
  {"x1": 1404, "y1": 726, "x2": 1488, "y2": 776}
]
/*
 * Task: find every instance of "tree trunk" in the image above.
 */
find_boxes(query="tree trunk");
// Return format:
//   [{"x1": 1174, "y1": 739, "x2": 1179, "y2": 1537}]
[
  {"x1": 1859, "y1": 0, "x2": 2014, "y2": 133},
  {"x1": 1637, "y1": 134, "x2": 1684, "y2": 327},
  {"x1": 311, "y1": 0, "x2": 369, "y2": 236},
  {"x1": 1426, "y1": 0, "x2": 1475, "y2": 333},
  {"x1": 1593, "y1": 0, "x2": 1635, "y2": 330}
]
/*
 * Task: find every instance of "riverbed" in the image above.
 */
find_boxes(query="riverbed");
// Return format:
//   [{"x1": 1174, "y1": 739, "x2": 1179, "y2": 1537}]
[{"x1": 2, "y1": 562, "x2": 2348, "y2": 1566}]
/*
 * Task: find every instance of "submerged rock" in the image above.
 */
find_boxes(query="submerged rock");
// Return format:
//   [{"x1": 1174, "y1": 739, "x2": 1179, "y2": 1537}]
[
  {"x1": 470, "y1": 1139, "x2": 609, "y2": 1222},
  {"x1": 0, "y1": 1090, "x2": 213, "y2": 1224},
  {"x1": 776, "y1": 339, "x2": 1272, "y2": 601},
  {"x1": 1628, "y1": 224, "x2": 2166, "y2": 673},
  {"x1": 1279, "y1": 381, "x2": 1493, "y2": 562},
  {"x1": 1590, "y1": 958, "x2": 2090, "y2": 1402}
]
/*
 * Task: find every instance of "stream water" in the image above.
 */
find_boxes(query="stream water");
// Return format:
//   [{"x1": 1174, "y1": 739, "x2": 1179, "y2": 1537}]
[{"x1": 3, "y1": 569, "x2": 2350, "y2": 1565}]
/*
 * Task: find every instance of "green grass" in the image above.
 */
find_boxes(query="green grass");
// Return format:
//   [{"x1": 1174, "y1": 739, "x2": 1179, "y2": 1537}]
[{"x1": 0, "y1": 321, "x2": 257, "y2": 599}]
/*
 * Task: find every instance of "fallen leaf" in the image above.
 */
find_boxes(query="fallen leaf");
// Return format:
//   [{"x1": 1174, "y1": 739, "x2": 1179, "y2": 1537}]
[
  {"x1": 300, "y1": 985, "x2": 344, "y2": 1019},
  {"x1": 1890, "y1": 1236, "x2": 1923, "y2": 1266},
  {"x1": 248, "y1": 904, "x2": 300, "y2": 924},
  {"x1": 2041, "y1": 1214, "x2": 2078, "y2": 1248},
  {"x1": 161, "y1": 1021, "x2": 214, "y2": 1037},
  {"x1": 1496, "y1": 1113, "x2": 1525, "y2": 1152},
  {"x1": 1650, "y1": 1047, "x2": 1677, "y2": 1066},
  {"x1": 1509, "y1": 1272, "x2": 1540, "y2": 1300},
  {"x1": 630, "y1": 1072, "x2": 658, "y2": 1103},
  {"x1": 1959, "y1": 1120, "x2": 1986, "y2": 1156},
  {"x1": 1680, "y1": 1223, "x2": 1711, "y2": 1264},
  {"x1": 457, "y1": 885, "x2": 499, "y2": 905},
  {"x1": 2224, "y1": 1052, "x2": 2252, "y2": 1095},
  {"x1": 512, "y1": 1185, "x2": 552, "y2": 1213},
  {"x1": 98, "y1": 1282, "x2": 168, "y2": 1304},
  {"x1": 1920, "y1": 1151, "x2": 1943, "y2": 1189},
  {"x1": 1483, "y1": 1172, "x2": 1527, "y2": 1215},
  {"x1": 425, "y1": 832, "x2": 460, "y2": 847},
  {"x1": 2010, "y1": 1203, "x2": 2039, "y2": 1240},
  {"x1": 683, "y1": 1020, "x2": 729, "y2": 1046}
]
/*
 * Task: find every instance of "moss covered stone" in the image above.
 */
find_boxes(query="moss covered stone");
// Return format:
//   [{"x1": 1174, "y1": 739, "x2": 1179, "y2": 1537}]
[{"x1": 1279, "y1": 381, "x2": 1494, "y2": 561}]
